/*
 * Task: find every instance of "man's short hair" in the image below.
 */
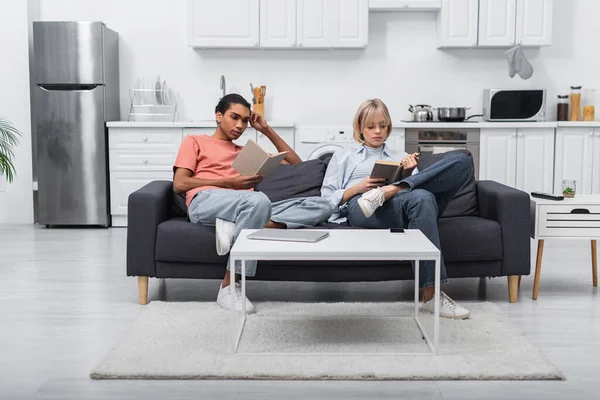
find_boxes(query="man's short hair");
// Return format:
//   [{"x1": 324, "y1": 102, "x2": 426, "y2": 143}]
[{"x1": 215, "y1": 93, "x2": 251, "y2": 115}]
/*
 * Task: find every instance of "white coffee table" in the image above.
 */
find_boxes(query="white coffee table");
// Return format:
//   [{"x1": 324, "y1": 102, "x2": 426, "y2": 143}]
[
  {"x1": 529, "y1": 194, "x2": 600, "y2": 299},
  {"x1": 229, "y1": 228, "x2": 441, "y2": 355}
]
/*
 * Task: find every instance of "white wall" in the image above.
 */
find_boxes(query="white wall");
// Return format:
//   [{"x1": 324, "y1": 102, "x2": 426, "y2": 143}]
[
  {"x1": 37, "y1": 0, "x2": 599, "y2": 125},
  {"x1": 0, "y1": 0, "x2": 34, "y2": 224}
]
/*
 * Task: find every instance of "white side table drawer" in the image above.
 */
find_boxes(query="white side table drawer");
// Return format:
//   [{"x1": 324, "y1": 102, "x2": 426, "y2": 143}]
[
  {"x1": 109, "y1": 128, "x2": 182, "y2": 150},
  {"x1": 538, "y1": 204, "x2": 600, "y2": 237},
  {"x1": 109, "y1": 149, "x2": 176, "y2": 172}
]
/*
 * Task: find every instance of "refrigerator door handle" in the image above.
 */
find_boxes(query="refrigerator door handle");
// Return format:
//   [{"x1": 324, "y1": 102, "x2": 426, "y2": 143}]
[{"x1": 38, "y1": 84, "x2": 101, "y2": 91}]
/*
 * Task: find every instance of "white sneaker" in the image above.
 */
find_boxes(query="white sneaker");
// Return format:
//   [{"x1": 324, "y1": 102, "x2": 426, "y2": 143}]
[
  {"x1": 216, "y1": 282, "x2": 256, "y2": 313},
  {"x1": 357, "y1": 187, "x2": 385, "y2": 218},
  {"x1": 421, "y1": 291, "x2": 470, "y2": 320},
  {"x1": 215, "y1": 218, "x2": 236, "y2": 256}
]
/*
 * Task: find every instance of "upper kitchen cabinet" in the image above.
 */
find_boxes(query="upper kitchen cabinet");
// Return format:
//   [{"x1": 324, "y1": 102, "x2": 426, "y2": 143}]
[
  {"x1": 437, "y1": 0, "x2": 553, "y2": 48},
  {"x1": 187, "y1": 0, "x2": 260, "y2": 48},
  {"x1": 515, "y1": 0, "x2": 553, "y2": 46},
  {"x1": 261, "y1": 0, "x2": 368, "y2": 49},
  {"x1": 369, "y1": 0, "x2": 441, "y2": 11},
  {"x1": 436, "y1": 0, "x2": 479, "y2": 48}
]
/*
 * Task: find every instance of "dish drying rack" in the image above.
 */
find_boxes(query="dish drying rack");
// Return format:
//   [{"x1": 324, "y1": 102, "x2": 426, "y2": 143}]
[{"x1": 128, "y1": 89, "x2": 179, "y2": 122}]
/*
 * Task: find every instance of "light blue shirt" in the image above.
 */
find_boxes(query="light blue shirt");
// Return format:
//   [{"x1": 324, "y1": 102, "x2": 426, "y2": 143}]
[{"x1": 320, "y1": 143, "x2": 417, "y2": 224}]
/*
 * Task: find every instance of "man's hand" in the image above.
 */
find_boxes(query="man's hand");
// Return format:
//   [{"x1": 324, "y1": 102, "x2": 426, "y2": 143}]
[
  {"x1": 224, "y1": 175, "x2": 263, "y2": 190},
  {"x1": 249, "y1": 111, "x2": 269, "y2": 134},
  {"x1": 354, "y1": 176, "x2": 387, "y2": 195}
]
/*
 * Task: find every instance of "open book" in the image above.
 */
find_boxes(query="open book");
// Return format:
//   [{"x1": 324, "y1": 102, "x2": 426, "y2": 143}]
[
  {"x1": 370, "y1": 160, "x2": 404, "y2": 185},
  {"x1": 232, "y1": 139, "x2": 288, "y2": 176}
]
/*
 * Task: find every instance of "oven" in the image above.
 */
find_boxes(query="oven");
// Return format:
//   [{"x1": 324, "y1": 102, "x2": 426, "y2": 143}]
[{"x1": 405, "y1": 127, "x2": 480, "y2": 179}]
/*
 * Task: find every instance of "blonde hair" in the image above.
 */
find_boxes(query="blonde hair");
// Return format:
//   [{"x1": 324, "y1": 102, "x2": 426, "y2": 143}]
[{"x1": 352, "y1": 98, "x2": 392, "y2": 144}]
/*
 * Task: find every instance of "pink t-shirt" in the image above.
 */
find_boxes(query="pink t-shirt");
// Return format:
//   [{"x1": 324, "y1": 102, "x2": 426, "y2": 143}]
[{"x1": 173, "y1": 135, "x2": 248, "y2": 208}]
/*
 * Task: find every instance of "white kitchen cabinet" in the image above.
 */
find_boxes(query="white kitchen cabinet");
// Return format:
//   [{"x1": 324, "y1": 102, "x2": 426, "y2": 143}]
[
  {"x1": 516, "y1": 0, "x2": 553, "y2": 46},
  {"x1": 331, "y1": 0, "x2": 369, "y2": 48},
  {"x1": 184, "y1": 127, "x2": 256, "y2": 147},
  {"x1": 554, "y1": 128, "x2": 597, "y2": 195},
  {"x1": 515, "y1": 128, "x2": 554, "y2": 194},
  {"x1": 260, "y1": 0, "x2": 297, "y2": 48},
  {"x1": 478, "y1": 0, "x2": 517, "y2": 47},
  {"x1": 437, "y1": 0, "x2": 479, "y2": 48},
  {"x1": 369, "y1": 0, "x2": 441, "y2": 11},
  {"x1": 438, "y1": 0, "x2": 553, "y2": 48},
  {"x1": 480, "y1": 128, "x2": 554, "y2": 194},
  {"x1": 480, "y1": 129, "x2": 518, "y2": 187},
  {"x1": 256, "y1": 127, "x2": 295, "y2": 154},
  {"x1": 296, "y1": 0, "x2": 333, "y2": 48},
  {"x1": 187, "y1": 0, "x2": 260, "y2": 48}
]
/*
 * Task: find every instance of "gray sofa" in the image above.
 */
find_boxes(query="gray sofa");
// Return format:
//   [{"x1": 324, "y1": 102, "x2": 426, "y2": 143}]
[{"x1": 127, "y1": 152, "x2": 530, "y2": 304}]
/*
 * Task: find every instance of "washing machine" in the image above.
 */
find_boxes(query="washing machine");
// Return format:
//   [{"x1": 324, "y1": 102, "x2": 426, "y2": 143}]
[
  {"x1": 295, "y1": 126, "x2": 403, "y2": 162},
  {"x1": 295, "y1": 127, "x2": 358, "y2": 162}
]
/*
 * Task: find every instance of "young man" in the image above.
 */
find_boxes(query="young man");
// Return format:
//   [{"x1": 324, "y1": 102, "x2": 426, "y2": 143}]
[{"x1": 173, "y1": 94, "x2": 332, "y2": 313}]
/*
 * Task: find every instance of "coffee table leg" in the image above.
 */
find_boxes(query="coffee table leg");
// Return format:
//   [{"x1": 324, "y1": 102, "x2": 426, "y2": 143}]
[
  {"x1": 532, "y1": 240, "x2": 544, "y2": 300},
  {"x1": 230, "y1": 258, "x2": 236, "y2": 312},
  {"x1": 414, "y1": 260, "x2": 420, "y2": 318},
  {"x1": 434, "y1": 255, "x2": 440, "y2": 355},
  {"x1": 592, "y1": 240, "x2": 597, "y2": 288},
  {"x1": 242, "y1": 260, "x2": 246, "y2": 315}
]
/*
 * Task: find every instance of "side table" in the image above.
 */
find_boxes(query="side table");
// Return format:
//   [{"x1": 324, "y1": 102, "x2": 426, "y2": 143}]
[{"x1": 529, "y1": 195, "x2": 600, "y2": 299}]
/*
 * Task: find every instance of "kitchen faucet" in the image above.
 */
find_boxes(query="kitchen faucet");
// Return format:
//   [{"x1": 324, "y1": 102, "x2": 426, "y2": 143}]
[{"x1": 220, "y1": 75, "x2": 226, "y2": 98}]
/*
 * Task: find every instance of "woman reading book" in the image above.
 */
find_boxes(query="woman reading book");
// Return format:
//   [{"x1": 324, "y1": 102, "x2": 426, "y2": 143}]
[
  {"x1": 173, "y1": 94, "x2": 332, "y2": 313},
  {"x1": 320, "y1": 98, "x2": 473, "y2": 319}
]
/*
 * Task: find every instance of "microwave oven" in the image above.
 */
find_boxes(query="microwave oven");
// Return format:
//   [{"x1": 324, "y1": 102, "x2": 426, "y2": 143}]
[{"x1": 483, "y1": 89, "x2": 546, "y2": 121}]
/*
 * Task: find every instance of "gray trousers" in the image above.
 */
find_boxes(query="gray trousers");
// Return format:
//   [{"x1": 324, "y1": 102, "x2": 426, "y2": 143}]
[{"x1": 188, "y1": 189, "x2": 332, "y2": 276}]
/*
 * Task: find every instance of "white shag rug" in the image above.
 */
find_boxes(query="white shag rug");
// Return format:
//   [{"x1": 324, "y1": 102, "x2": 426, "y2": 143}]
[{"x1": 91, "y1": 301, "x2": 563, "y2": 380}]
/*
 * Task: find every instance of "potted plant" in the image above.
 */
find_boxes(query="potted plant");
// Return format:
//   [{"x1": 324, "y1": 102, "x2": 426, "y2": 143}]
[
  {"x1": 0, "y1": 117, "x2": 22, "y2": 183},
  {"x1": 562, "y1": 186, "x2": 575, "y2": 198}
]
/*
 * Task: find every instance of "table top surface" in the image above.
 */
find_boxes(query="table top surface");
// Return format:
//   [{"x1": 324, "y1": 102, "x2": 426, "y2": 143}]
[
  {"x1": 530, "y1": 194, "x2": 600, "y2": 206},
  {"x1": 229, "y1": 229, "x2": 440, "y2": 260}
]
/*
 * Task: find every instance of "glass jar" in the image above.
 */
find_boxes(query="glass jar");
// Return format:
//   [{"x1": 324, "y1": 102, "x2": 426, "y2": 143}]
[
  {"x1": 570, "y1": 86, "x2": 582, "y2": 121},
  {"x1": 562, "y1": 179, "x2": 577, "y2": 198},
  {"x1": 583, "y1": 88, "x2": 596, "y2": 121},
  {"x1": 557, "y1": 95, "x2": 569, "y2": 121}
]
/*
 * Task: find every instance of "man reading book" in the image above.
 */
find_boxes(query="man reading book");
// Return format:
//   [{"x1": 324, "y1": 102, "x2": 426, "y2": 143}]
[
  {"x1": 173, "y1": 94, "x2": 332, "y2": 313},
  {"x1": 320, "y1": 98, "x2": 473, "y2": 320}
]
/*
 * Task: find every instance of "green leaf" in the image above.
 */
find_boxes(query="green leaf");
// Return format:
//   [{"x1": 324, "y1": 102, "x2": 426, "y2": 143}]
[{"x1": 0, "y1": 117, "x2": 22, "y2": 183}]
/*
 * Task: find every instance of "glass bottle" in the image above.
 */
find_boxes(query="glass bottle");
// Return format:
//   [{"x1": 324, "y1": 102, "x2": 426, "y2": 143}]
[
  {"x1": 583, "y1": 88, "x2": 596, "y2": 121},
  {"x1": 570, "y1": 86, "x2": 582, "y2": 121},
  {"x1": 557, "y1": 95, "x2": 569, "y2": 121}
]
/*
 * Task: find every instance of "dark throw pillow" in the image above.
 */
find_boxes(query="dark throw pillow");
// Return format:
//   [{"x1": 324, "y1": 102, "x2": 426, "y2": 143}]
[
  {"x1": 255, "y1": 159, "x2": 327, "y2": 203},
  {"x1": 416, "y1": 150, "x2": 479, "y2": 218}
]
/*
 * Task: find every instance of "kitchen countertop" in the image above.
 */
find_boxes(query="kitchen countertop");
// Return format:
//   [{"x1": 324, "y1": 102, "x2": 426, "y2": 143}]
[
  {"x1": 106, "y1": 121, "x2": 295, "y2": 128},
  {"x1": 107, "y1": 121, "x2": 600, "y2": 129}
]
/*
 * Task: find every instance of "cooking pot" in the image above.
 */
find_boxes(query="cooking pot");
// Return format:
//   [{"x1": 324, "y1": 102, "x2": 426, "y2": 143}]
[
  {"x1": 437, "y1": 107, "x2": 482, "y2": 122},
  {"x1": 409, "y1": 104, "x2": 433, "y2": 122}
]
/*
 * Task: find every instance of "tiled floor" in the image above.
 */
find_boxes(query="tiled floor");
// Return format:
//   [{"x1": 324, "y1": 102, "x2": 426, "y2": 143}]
[{"x1": 0, "y1": 224, "x2": 598, "y2": 399}]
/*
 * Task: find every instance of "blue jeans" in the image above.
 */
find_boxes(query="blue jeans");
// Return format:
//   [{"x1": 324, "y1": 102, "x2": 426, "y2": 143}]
[
  {"x1": 188, "y1": 189, "x2": 333, "y2": 276},
  {"x1": 346, "y1": 152, "x2": 473, "y2": 288}
]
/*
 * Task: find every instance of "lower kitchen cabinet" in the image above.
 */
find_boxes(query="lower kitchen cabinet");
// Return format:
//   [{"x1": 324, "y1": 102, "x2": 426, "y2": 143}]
[
  {"x1": 554, "y1": 128, "x2": 600, "y2": 195},
  {"x1": 479, "y1": 128, "x2": 554, "y2": 194}
]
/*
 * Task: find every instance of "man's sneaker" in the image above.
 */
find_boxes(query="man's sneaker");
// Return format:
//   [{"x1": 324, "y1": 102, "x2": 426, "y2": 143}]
[
  {"x1": 217, "y1": 282, "x2": 256, "y2": 313},
  {"x1": 215, "y1": 218, "x2": 236, "y2": 256},
  {"x1": 357, "y1": 187, "x2": 385, "y2": 218},
  {"x1": 421, "y1": 291, "x2": 470, "y2": 319}
]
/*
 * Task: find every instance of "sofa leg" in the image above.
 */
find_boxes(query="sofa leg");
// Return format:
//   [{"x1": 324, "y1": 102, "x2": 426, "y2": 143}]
[
  {"x1": 138, "y1": 276, "x2": 149, "y2": 305},
  {"x1": 507, "y1": 276, "x2": 519, "y2": 303}
]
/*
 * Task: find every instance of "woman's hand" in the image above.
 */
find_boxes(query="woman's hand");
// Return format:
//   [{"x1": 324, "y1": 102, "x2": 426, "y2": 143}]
[
  {"x1": 354, "y1": 176, "x2": 387, "y2": 195},
  {"x1": 401, "y1": 153, "x2": 419, "y2": 177}
]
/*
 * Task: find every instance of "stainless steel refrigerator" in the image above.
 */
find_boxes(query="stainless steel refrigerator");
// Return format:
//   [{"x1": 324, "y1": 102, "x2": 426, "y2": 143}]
[{"x1": 33, "y1": 21, "x2": 119, "y2": 227}]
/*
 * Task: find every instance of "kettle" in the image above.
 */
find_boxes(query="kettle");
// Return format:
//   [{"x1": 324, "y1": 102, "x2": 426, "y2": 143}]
[{"x1": 409, "y1": 104, "x2": 434, "y2": 122}]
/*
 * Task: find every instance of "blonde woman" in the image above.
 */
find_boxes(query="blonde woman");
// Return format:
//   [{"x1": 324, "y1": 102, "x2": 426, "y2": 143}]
[{"x1": 320, "y1": 99, "x2": 473, "y2": 319}]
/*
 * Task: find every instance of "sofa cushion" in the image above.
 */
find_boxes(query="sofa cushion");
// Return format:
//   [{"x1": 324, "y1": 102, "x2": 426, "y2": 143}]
[
  {"x1": 417, "y1": 150, "x2": 479, "y2": 218},
  {"x1": 155, "y1": 218, "x2": 226, "y2": 264},
  {"x1": 255, "y1": 159, "x2": 327, "y2": 203},
  {"x1": 437, "y1": 216, "x2": 502, "y2": 262}
]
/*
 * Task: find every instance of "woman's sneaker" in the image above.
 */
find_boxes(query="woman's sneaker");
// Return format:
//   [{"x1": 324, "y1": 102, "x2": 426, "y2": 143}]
[
  {"x1": 358, "y1": 188, "x2": 385, "y2": 218},
  {"x1": 421, "y1": 291, "x2": 470, "y2": 319},
  {"x1": 217, "y1": 282, "x2": 255, "y2": 313}
]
